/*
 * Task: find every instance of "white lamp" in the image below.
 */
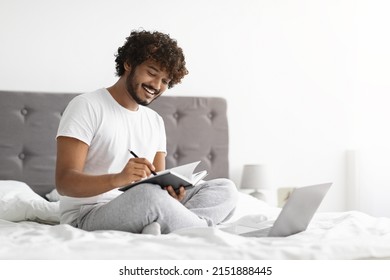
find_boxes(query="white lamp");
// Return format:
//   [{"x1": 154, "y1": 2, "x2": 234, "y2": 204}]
[{"x1": 240, "y1": 164, "x2": 269, "y2": 200}]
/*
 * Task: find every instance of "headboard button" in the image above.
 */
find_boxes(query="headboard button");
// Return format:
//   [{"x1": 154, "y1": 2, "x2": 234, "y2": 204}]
[
  {"x1": 18, "y1": 153, "x2": 26, "y2": 160},
  {"x1": 21, "y1": 108, "x2": 28, "y2": 116}
]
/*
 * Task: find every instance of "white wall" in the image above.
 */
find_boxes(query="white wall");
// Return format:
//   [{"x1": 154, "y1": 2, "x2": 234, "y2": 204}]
[{"x1": 1, "y1": 0, "x2": 390, "y2": 216}]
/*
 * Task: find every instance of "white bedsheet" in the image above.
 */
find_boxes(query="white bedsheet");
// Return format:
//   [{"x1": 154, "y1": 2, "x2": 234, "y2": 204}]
[{"x1": 1, "y1": 193, "x2": 390, "y2": 260}]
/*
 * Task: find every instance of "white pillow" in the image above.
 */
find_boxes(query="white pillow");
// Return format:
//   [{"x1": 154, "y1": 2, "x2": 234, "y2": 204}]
[
  {"x1": 0, "y1": 180, "x2": 60, "y2": 223},
  {"x1": 45, "y1": 188, "x2": 60, "y2": 202}
]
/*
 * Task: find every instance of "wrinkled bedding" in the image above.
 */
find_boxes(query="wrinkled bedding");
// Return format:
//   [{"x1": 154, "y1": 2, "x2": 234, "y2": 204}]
[{"x1": 1, "y1": 186, "x2": 390, "y2": 259}]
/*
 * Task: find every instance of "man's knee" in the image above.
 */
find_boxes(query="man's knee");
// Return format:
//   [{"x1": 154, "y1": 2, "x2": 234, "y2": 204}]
[
  {"x1": 125, "y1": 183, "x2": 168, "y2": 206},
  {"x1": 211, "y1": 178, "x2": 239, "y2": 203}
]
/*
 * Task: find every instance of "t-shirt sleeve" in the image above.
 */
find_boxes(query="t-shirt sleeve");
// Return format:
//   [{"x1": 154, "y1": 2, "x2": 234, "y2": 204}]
[
  {"x1": 56, "y1": 96, "x2": 97, "y2": 146},
  {"x1": 157, "y1": 115, "x2": 167, "y2": 155}
]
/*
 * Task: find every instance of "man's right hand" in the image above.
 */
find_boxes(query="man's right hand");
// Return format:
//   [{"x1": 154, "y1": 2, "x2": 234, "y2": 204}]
[{"x1": 114, "y1": 157, "x2": 156, "y2": 187}]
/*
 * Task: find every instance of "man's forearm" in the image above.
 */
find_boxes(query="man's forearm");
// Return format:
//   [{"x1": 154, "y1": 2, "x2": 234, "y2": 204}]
[{"x1": 56, "y1": 169, "x2": 118, "y2": 197}]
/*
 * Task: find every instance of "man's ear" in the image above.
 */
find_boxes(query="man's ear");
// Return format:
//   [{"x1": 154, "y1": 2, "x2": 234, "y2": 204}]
[{"x1": 124, "y1": 62, "x2": 131, "y2": 72}]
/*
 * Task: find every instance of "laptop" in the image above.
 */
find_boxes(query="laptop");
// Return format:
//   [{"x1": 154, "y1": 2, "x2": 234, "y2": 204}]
[{"x1": 233, "y1": 183, "x2": 332, "y2": 237}]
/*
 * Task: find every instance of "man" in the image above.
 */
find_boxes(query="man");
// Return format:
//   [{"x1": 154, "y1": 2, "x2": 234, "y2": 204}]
[{"x1": 55, "y1": 30, "x2": 238, "y2": 235}]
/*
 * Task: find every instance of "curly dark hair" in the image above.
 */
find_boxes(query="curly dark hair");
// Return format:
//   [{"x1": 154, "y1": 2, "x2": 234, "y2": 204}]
[{"x1": 115, "y1": 30, "x2": 189, "y2": 88}]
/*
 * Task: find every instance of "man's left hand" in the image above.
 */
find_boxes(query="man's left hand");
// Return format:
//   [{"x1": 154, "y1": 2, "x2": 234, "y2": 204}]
[{"x1": 165, "y1": 186, "x2": 186, "y2": 201}]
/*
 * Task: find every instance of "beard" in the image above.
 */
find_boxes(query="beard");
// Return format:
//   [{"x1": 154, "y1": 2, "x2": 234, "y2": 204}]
[{"x1": 125, "y1": 69, "x2": 159, "y2": 106}]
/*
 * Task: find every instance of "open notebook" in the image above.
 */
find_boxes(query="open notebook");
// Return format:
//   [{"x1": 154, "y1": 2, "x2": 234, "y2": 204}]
[{"x1": 119, "y1": 161, "x2": 207, "y2": 192}]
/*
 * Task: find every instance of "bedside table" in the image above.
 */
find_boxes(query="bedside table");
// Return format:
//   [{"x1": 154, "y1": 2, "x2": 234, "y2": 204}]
[{"x1": 277, "y1": 187, "x2": 296, "y2": 207}]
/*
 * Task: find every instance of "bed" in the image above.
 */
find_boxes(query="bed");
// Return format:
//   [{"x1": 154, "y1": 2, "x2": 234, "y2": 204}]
[{"x1": 1, "y1": 90, "x2": 390, "y2": 260}]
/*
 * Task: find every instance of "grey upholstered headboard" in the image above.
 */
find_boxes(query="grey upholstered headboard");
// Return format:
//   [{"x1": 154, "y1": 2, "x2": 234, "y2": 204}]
[{"x1": 0, "y1": 90, "x2": 229, "y2": 196}]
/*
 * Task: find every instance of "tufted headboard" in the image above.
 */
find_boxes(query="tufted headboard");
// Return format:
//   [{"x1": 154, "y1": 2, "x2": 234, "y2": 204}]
[{"x1": 0, "y1": 90, "x2": 229, "y2": 196}]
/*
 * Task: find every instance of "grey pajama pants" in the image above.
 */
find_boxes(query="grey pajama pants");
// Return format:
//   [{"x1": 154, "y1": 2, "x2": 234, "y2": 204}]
[{"x1": 71, "y1": 178, "x2": 238, "y2": 234}]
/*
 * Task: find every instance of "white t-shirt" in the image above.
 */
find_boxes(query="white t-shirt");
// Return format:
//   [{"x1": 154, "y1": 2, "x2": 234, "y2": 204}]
[{"x1": 56, "y1": 88, "x2": 167, "y2": 224}]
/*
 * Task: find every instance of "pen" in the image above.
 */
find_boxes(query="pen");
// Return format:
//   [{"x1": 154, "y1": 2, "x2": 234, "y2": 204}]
[{"x1": 128, "y1": 149, "x2": 157, "y2": 176}]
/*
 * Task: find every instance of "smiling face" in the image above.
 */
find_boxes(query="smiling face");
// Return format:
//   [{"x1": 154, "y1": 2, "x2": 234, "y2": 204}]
[{"x1": 125, "y1": 60, "x2": 171, "y2": 106}]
